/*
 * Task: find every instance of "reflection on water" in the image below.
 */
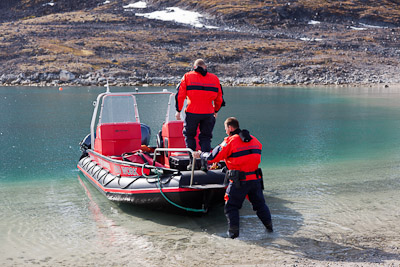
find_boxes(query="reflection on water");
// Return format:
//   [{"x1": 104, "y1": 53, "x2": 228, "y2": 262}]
[{"x1": 1, "y1": 86, "x2": 400, "y2": 265}]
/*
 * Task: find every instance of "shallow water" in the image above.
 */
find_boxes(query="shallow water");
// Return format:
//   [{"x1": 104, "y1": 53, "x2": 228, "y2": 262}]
[{"x1": 1, "y1": 86, "x2": 399, "y2": 266}]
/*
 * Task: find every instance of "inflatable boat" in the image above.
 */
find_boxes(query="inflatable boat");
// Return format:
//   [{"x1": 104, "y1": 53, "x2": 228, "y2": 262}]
[{"x1": 77, "y1": 87, "x2": 227, "y2": 212}]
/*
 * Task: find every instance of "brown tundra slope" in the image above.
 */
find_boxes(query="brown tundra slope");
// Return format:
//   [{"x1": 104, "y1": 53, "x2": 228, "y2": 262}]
[{"x1": 0, "y1": 0, "x2": 400, "y2": 86}]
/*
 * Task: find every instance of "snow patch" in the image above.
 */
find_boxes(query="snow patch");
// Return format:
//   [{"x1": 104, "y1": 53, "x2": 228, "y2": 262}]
[
  {"x1": 135, "y1": 7, "x2": 218, "y2": 29},
  {"x1": 300, "y1": 37, "x2": 323, "y2": 42},
  {"x1": 42, "y1": 2, "x2": 55, "y2": 7},
  {"x1": 350, "y1": 26, "x2": 366, "y2": 31},
  {"x1": 123, "y1": 1, "x2": 147, "y2": 9},
  {"x1": 308, "y1": 20, "x2": 321, "y2": 25},
  {"x1": 360, "y1": 23, "x2": 388, "y2": 29}
]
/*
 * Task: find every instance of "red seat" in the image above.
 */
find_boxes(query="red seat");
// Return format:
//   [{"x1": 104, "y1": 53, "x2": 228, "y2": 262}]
[
  {"x1": 94, "y1": 123, "x2": 141, "y2": 156},
  {"x1": 161, "y1": 121, "x2": 201, "y2": 167},
  {"x1": 162, "y1": 121, "x2": 186, "y2": 149}
]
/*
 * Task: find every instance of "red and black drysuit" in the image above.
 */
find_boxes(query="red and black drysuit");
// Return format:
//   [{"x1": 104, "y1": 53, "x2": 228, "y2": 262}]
[
  {"x1": 200, "y1": 128, "x2": 272, "y2": 238},
  {"x1": 175, "y1": 67, "x2": 225, "y2": 152}
]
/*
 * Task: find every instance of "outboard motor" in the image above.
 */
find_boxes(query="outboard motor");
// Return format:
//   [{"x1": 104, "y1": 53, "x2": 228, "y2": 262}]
[
  {"x1": 79, "y1": 133, "x2": 91, "y2": 160},
  {"x1": 140, "y1": 123, "x2": 151, "y2": 146},
  {"x1": 79, "y1": 133, "x2": 91, "y2": 152}
]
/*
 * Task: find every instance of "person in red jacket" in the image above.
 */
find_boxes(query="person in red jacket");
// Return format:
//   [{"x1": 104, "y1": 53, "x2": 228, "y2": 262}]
[
  {"x1": 175, "y1": 59, "x2": 225, "y2": 162},
  {"x1": 194, "y1": 117, "x2": 273, "y2": 239}
]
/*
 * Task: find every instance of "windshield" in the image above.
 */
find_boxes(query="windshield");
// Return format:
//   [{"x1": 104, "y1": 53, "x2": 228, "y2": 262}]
[
  {"x1": 100, "y1": 95, "x2": 138, "y2": 123},
  {"x1": 94, "y1": 91, "x2": 177, "y2": 146}
]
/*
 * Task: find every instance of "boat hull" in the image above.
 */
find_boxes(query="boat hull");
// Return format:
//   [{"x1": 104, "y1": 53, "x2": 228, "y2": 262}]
[{"x1": 77, "y1": 155, "x2": 226, "y2": 211}]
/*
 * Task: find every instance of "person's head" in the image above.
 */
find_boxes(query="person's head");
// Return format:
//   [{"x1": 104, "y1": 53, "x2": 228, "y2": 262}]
[
  {"x1": 224, "y1": 117, "x2": 239, "y2": 135},
  {"x1": 193, "y1": 59, "x2": 207, "y2": 70}
]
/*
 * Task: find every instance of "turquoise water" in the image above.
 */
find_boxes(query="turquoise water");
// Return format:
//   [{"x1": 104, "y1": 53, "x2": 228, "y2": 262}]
[
  {"x1": 1, "y1": 86, "x2": 400, "y2": 265},
  {"x1": 222, "y1": 87, "x2": 400, "y2": 167},
  {"x1": 2, "y1": 86, "x2": 400, "y2": 180}
]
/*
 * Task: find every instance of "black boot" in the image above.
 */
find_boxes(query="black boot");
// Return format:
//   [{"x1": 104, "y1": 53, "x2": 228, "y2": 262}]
[
  {"x1": 227, "y1": 229, "x2": 239, "y2": 239},
  {"x1": 227, "y1": 225, "x2": 239, "y2": 239},
  {"x1": 200, "y1": 155, "x2": 208, "y2": 172},
  {"x1": 264, "y1": 222, "x2": 273, "y2": 233}
]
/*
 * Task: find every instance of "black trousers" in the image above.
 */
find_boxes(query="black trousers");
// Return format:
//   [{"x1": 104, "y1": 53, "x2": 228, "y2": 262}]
[
  {"x1": 224, "y1": 179, "x2": 272, "y2": 231},
  {"x1": 183, "y1": 112, "x2": 215, "y2": 152}
]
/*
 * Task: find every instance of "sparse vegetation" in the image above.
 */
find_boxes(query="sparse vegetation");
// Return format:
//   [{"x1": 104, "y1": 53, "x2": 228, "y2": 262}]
[{"x1": 0, "y1": 0, "x2": 400, "y2": 86}]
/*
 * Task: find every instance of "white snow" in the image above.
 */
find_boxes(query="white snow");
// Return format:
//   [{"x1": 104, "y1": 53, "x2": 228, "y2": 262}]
[
  {"x1": 300, "y1": 37, "x2": 323, "y2": 42},
  {"x1": 123, "y1": 1, "x2": 147, "y2": 9},
  {"x1": 103, "y1": 1, "x2": 111, "y2": 4},
  {"x1": 135, "y1": 7, "x2": 218, "y2": 29},
  {"x1": 42, "y1": 2, "x2": 55, "y2": 7},
  {"x1": 308, "y1": 20, "x2": 321, "y2": 25},
  {"x1": 359, "y1": 23, "x2": 388, "y2": 29},
  {"x1": 350, "y1": 26, "x2": 367, "y2": 31}
]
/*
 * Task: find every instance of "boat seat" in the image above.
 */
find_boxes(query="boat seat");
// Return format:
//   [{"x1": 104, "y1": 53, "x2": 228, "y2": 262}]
[
  {"x1": 161, "y1": 121, "x2": 186, "y2": 152},
  {"x1": 94, "y1": 122, "x2": 142, "y2": 156},
  {"x1": 140, "y1": 123, "x2": 151, "y2": 146},
  {"x1": 161, "y1": 121, "x2": 201, "y2": 151},
  {"x1": 161, "y1": 120, "x2": 200, "y2": 168}
]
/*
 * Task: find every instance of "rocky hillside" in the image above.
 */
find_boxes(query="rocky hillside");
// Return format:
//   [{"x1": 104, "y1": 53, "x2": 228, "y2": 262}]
[{"x1": 1, "y1": 0, "x2": 400, "y2": 86}]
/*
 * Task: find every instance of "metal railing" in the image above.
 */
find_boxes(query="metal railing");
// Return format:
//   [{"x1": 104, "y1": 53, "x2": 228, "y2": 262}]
[
  {"x1": 153, "y1": 148, "x2": 197, "y2": 186},
  {"x1": 87, "y1": 149, "x2": 179, "y2": 174},
  {"x1": 88, "y1": 148, "x2": 198, "y2": 187}
]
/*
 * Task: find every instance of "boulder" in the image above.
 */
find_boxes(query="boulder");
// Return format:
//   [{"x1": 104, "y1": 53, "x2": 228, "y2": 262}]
[{"x1": 59, "y1": 70, "x2": 75, "y2": 82}]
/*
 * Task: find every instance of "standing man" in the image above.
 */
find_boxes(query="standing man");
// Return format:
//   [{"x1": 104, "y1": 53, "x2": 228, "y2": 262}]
[
  {"x1": 194, "y1": 117, "x2": 273, "y2": 239},
  {"x1": 175, "y1": 59, "x2": 225, "y2": 161}
]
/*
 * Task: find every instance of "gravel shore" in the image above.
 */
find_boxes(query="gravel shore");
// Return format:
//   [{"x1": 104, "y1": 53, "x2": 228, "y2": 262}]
[{"x1": 1, "y1": 1, "x2": 400, "y2": 88}]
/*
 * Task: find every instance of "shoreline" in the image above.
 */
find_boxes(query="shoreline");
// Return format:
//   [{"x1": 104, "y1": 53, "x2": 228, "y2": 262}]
[{"x1": 1, "y1": 72, "x2": 399, "y2": 88}]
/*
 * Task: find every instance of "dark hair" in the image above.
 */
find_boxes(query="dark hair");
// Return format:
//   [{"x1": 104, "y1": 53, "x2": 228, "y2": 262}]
[{"x1": 224, "y1": 117, "x2": 239, "y2": 129}]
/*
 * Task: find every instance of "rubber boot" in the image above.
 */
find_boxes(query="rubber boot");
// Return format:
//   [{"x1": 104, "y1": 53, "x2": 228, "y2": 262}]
[
  {"x1": 227, "y1": 229, "x2": 239, "y2": 239},
  {"x1": 264, "y1": 222, "x2": 273, "y2": 233},
  {"x1": 200, "y1": 156, "x2": 208, "y2": 172}
]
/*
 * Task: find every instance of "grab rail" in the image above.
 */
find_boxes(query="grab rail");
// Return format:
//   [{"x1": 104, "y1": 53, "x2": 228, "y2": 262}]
[
  {"x1": 153, "y1": 148, "x2": 196, "y2": 186},
  {"x1": 87, "y1": 149, "x2": 179, "y2": 174},
  {"x1": 88, "y1": 148, "x2": 197, "y2": 186}
]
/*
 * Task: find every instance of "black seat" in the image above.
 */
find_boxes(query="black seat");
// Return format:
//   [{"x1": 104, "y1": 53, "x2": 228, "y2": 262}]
[{"x1": 140, "y1": 123, "x2": 151, "y2": 146}]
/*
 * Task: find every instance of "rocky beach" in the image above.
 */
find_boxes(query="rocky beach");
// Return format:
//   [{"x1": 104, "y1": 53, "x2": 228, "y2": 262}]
[{"x1": 0, "y1": 0, "x2": 400, "y2": 87}]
